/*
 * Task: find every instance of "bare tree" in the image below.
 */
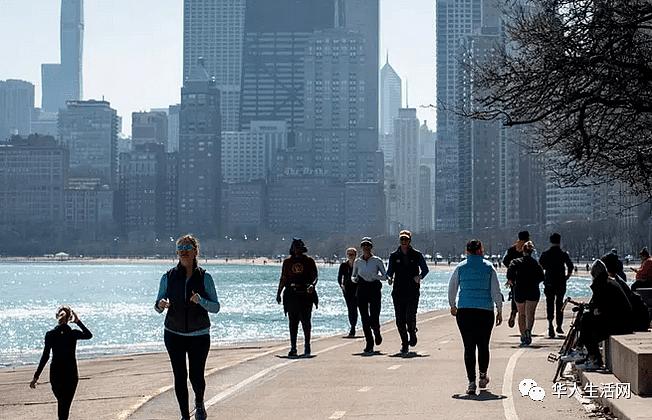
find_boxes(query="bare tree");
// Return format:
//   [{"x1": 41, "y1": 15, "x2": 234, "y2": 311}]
[{"x1": 457, "y1": 0, "x2": 652, "y2": 198}]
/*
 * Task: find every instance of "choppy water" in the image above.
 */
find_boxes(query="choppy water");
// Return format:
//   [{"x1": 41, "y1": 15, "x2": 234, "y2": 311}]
[{"x1": 0, "y1": 262, "x2": 593, "y2": 368}]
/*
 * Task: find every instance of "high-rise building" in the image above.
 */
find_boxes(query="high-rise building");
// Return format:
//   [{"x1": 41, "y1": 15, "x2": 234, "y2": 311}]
[
  {"x1": 0, "y1": 135, "x2": 68, "y2": 244},
  {"x1": 58, "y1": 100, "x2": 119, "y2": 188},
  {"x1": 393, "y1": 108, "x2": 420, "y2": 232},
  {"x1": 42, "y1": 0, "x2": 84, "y2": 112},
  {"x1": 380, "y1": 54, "x2": 402, "y2": 137},
  {"x1": 457, "y1": 27, "x2": 501, "y2": 234},
  {"x1": 119, "y1": 143, "x2": 167, "y2": 242},
  {"x1": 178, "y1": 59, "x2": 222, "y2": 237},
  {"x1": 183, "y1": 0, "x2": 245, "y2": 132},
  {"x1": 435, "y1": 0, "x2": 495, "y2": 231},
  {"x1": 0, "y1": 80, "x2": 34, "y2": 141},
  {"x1": 131, "y1": 111, "x2": 168, "y2": 148}
]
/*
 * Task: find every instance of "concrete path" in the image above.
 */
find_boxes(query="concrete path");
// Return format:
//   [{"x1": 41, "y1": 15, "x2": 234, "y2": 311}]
[{"x1": 1, "y1": 302, "x2": 646, "y2": 419}]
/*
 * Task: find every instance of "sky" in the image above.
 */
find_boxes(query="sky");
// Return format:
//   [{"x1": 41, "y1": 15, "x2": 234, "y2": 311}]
[{"x1": 0, "y1": 0, "x2": 436, "y2": 136}]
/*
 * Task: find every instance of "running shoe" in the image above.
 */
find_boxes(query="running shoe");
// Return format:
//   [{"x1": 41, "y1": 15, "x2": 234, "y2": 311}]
[
  {"x1": 288, "y1": 348, "x2": 298, "y2": 357},
  {"x1": 556, "y1": 325, "x2": 564, "y2": 334},
  {"x1": 400, "y1": 344, "x2": 409, "y2": 356},
  {"x1": 478, "y1": 374, "x2": 490, "y2": 389},
  {"x1": 304, "y1": 343, "x2": 311, "y2": 356},
  {"x1": 467, "y1": 381, "x2": 477, "y2": 395},
  {"x1": 561, "y1": 349, "x2": 586, "y2": 362},
  {"x1": 575, "y1": 356, "x2": 601, "y2": 371},
  {"x1": 195, "y1": 403, "x2": 207, "y2": 420}
]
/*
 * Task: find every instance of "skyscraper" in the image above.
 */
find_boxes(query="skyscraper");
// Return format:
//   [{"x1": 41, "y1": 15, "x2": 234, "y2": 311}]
[
  {"x1": 183, "y1": 0, "x2": 245, "y2": 132},
  {"x1": 42, "y1": 0, "x2": 84, "y2": 112},
  {"x1": 380, "y1": 54, "x2": 402, "y2": 137},
  {"x1": 178, "y1": 59, "x2": 222, "y2": 237},
  {"x1": 393, "y1": 108, "x2": 420, "y2": 231},
  {"x1": 435, "y1": 0, "x2": 486, "y2": 231}
]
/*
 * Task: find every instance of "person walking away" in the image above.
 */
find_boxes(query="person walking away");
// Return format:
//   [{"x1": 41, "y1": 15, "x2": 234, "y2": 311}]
[
  {"x1": 338, "y1": 247, "x2": 359, "y2": 337},
  {"x1": 276, "y1": 237, "x2": 319, "y2": 357},
  {"x1": 503, "y1": 231, "x2": 536, "y2": 328},
  {"x1": 539, "y1": 233, "x2": 574, "y2": 338},
  {"x1": 632, "y1": 247, "x2": 652, "y2": 291},
  {"x1": 155, "y1": 234, "x2": 220, "y2": 420},
  {"x1": 386, "y1": 230, "x2": 429, "y2": 355},
  {"x1": 448, "y1": 239, "x2": 503, "y2": 395},
  {"x1": 352, "y1": 236, "x2": 387, "y2": 354},
  {"x1": 506, "y1": 240, "x2": 544, "y2": 346},
  {"x1": 30, "y1": 306, "x2": 92, "y2": 420}
]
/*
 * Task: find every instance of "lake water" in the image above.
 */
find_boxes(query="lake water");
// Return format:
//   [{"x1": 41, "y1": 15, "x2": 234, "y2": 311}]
[{"x1": 0, "y1": 262, "x2": 594, "y2": 368}]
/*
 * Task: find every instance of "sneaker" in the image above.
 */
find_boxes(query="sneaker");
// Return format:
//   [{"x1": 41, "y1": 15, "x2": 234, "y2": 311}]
[
  {"x1": 466, "y1": 381, "x2": 477, "y2": 395},
  {"x1": 347, "y1": 328, "x2": 356, "y2": 338},
  {"x1": 374, "y1": 328, "x2": 382, "y2": 345},
  {"x1": 408, "y1": 330, "x2": 418, "y2": 347},
  {"x1": 508, "y1": 311, "x2": 517, "y2": 328},
  {"x1": 304, "y1": 343, "x2": 311, "y2": 356},
  {"x1": 556, "y1": 325, "x2": 564, "y2": 334},
  {"x1": 400, "y1": 345, "x2": 409, "y2": 356},
  {"x1": 561, "y1": 349, "x2": 586, "y2": 362},
  {"x1": 194, "y1": 403, "x2": 207, "y2": 420},
  {"x1": 519, "y1": 334, "x2": 528, "y2": 347},
  {"x1": 363, "y1": 345, "x2": 374, "y2": 354},
  {"x1": 548, "y1": 324, "x2": 555, "y2": 339},
  {"x1": 288, "y1": 348, "x2": 298, "y2": 357},
  {"x1": 478, "y1": 373, "x2": 490, "y2": 389},
  {"x1": 524, "y1": 329, "x2": 532, "y2": 345},
  {"x1": 575, "y1": 357, "x2": 601, "y2": 371}
]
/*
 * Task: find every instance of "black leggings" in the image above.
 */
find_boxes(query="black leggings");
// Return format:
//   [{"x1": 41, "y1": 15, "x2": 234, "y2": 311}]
[
  {"x1": 392, "y1": 292, "x2": 419, "y2": 345},
  {"x1": 544, "y1": 284, "x2": 566, "y2": 326},
  {"x1": 51, "y1": 378, "x2": 78, "y2": 420},
  {"x1": 287, "y1": 293, "x2": 314, "y2": 349},
  {"x1": 164, "y1": 331, "x2": 211, "y2": 418},
  {"x1": 344, "y1": 284, "x2": 359, "y2": 329},
  {"x1": 357, "y1": 280, "x2": 382, "y2": 346},
  {"x1": 456, "y1": 308, "x2": 494, "y2": 382}
]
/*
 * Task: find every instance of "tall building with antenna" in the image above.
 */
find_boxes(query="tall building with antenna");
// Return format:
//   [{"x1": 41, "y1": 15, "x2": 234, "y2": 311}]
[{"x1": 41, "y1": 0, "x2": 84, "y2": 112}]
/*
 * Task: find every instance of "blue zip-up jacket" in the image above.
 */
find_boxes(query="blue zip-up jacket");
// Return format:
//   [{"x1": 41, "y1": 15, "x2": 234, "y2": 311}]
[{"x1": 448, "y1": 254, "x2": 503, "y2": 311}]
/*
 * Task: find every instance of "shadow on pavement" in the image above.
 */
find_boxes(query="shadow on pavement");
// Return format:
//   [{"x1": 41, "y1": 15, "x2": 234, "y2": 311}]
[{"x1": 451, "y1": 391, "x2": 507, "y2": 401}]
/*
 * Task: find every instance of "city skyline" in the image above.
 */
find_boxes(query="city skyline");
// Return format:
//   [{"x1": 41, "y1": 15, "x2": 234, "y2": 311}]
[{"x1": 0, "y1": 0, "x2": 436, "y2": 136}]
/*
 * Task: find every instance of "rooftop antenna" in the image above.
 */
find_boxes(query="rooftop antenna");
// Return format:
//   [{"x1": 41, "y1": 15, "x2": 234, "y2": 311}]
[{"x1": 405, "y1": 79, "x2": 409, "y2": 108}]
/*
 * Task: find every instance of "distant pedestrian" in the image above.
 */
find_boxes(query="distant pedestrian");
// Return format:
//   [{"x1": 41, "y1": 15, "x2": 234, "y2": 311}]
[
  {"x1": 448, "y1": 239, "x2": 503, "y2": 395},
  {"x1": 155, "y1": 234, "x2": 220, "y2": 420},
  {"x1": 387, "y1": 230, "x2": 429, "y2": 355},
  {"x1": 352, "y1": 236, "x2": 387, "y2": 354},
  {"x1": 502, "y1": 231, "x2": 536, "y2": 328},
  {"x1": 30, "y1": 306, "x2": 93, "y2": 420},
  {"x1": 506, "y1": 240, "x2": 544, "y2": 346},
  {"x1": 338, "y1": 247, "x2": 359, "y2": 337},
  {"x1": 276, "y1": 237, "x2": 319, "y2": 357},
  {"x1": 631, "y1": 247, "x2": 652, "y2": 291},
  {"x1": 539, "y1": 233, "x2": 574, "y2": 338}
]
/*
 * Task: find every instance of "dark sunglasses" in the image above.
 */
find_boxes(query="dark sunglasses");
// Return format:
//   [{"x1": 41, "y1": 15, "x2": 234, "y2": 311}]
[{"x1": 177, "y1": 244, "x2": 195, "y2": 251}]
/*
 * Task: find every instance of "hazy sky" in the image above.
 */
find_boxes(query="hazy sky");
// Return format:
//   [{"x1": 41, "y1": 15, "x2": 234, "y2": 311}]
[{"x1": 1, "y1": 0, "x2": 436, "y2": 136}]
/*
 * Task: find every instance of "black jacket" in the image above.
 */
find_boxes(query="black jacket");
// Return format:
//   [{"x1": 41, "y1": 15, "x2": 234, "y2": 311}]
[
  {"x1": 589, "y1": 272, "x2": 634, "y2": 336},
  {"x1": 34, "y1": 321, "x2": 92, "y2": 382},
  {"x1": 539, "y1": 246, "x2": 574, "y2": 287}
]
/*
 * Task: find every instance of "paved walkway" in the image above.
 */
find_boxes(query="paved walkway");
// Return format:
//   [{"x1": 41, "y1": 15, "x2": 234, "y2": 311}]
[{"x1": 1, "y1": 302, "x2": 647, "y2": 419}]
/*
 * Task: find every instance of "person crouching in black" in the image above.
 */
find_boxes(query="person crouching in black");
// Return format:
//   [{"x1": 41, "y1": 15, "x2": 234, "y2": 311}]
[
  {"x1": 573, "y1": 260, "x2": 634, "y2": 371},
  {"x1": 277, "y1": 237, "x2": 319, "y2": 357}
]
